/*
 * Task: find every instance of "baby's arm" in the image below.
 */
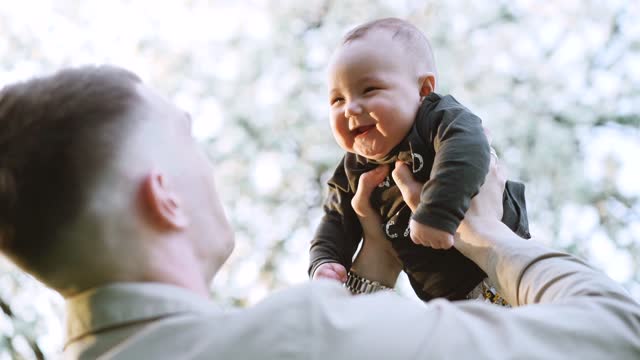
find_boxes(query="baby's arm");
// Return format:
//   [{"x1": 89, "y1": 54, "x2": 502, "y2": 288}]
[
  {"x1": 309, "y1": 157, "x2": 361, "y2": 281},
  {"x1": 410, "y1": 98, "x2": 491, "y2": 248},
  {"x1": 392, "y1": 161, "x2": 455, "y2": 248},
  {"x1": 313, "y1": 165, "x2": 403, "y2": 288},
  {"x1": 309, "y1": 186, "x2": 352, "y2": 281}
]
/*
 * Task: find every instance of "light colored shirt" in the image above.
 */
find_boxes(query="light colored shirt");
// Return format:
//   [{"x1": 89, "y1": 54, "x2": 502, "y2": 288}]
[{"x1": 64, "y1": 240, "x2": 640, "y2": 359}]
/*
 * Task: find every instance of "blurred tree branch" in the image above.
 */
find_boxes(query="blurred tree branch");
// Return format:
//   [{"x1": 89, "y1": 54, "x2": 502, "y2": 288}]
[{"x1": 1, "y1": 296, "x2": 45, "y2": 360}]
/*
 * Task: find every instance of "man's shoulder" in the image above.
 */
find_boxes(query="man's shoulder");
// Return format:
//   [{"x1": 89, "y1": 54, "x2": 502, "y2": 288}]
[{"x1": 89, "y1": 282, "x2": 349, "y2": 359}]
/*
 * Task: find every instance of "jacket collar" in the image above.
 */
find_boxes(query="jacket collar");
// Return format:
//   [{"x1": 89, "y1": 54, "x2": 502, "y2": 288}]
[{"x1": 65, "y1": 282, "x2": 218, "y2": 347}]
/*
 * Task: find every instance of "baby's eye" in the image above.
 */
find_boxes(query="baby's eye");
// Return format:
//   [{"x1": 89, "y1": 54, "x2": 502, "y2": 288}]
[
  {"x1": 330, "y1": 97, "x2": 345, "y2": 105},
  {"x1": 364, "y1": 86, "x2": 379, "y2": 93}
]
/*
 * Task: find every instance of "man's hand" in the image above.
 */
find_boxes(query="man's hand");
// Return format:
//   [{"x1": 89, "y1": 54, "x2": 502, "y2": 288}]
[
  {"x1": 314, "y1": 165, "x2": 401, "y2": 286},
  {"x1": 392, "y1": 161, "x2": 454, "y2": 249},
  {"x1": 391, "y1": 161, "x2": 420, "y2": 211},
  {"x1": 392, "y1": 145, "x2": 510, "y2": 262},
  {"x1": 408, "y1": 220, "x2": 455, "y2": 249},
  {"x1": 350, "y1": 164, "x2": 402, "y2": 288},
  {"x1": 460, "y1": 151, "x2": 505, "y2": 225},
  {"x1": 389, "y1": 130, "x2": 517, "y2": 276},
  {"x1": 313, "y1": 262, "x2": 348, "y2": 282},
  {"x1": 351, "y1": 165, "x2": 389, "y2": 220},
  {"x1": 454, "y1": 149, "x2": 508, "y2": 253}
]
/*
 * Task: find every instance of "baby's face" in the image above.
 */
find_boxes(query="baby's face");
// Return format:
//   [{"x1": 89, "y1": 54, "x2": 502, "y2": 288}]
[{"x1": 327, "y1": 31, "x2": 423, "y2": 160}]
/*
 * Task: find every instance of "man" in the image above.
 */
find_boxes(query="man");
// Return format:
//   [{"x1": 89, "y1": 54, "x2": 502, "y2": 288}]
[{"x1": 0, "y1": 66, "x2": 638, "y2": 359}]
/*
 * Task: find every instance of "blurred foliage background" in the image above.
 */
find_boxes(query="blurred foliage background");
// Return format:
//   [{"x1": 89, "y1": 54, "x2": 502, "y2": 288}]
[{"x1": 1, "y1": 0, "x2": 639, "y2": 358}]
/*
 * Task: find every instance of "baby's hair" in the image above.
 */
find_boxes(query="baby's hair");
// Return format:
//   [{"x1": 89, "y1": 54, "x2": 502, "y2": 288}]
[{"x1": 343, "y1": 17, "x2": 437, "y2": 76}]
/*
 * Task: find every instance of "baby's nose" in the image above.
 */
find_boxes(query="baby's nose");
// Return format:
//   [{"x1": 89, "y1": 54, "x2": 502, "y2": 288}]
[{"x1": 344, "y1": 100, "x2": 363, "y2": 118}]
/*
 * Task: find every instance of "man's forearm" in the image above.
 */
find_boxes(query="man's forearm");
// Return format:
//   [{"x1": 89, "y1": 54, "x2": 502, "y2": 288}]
[
  {"x1": 315, "y1": 222, "x2": 640, "y2": 360},
  {"x1": 350, "y1": 217, "x2": 402, "y2": 288},
  {"x1": 455, "y1": 217, "x2": 635, "y2": 307}
]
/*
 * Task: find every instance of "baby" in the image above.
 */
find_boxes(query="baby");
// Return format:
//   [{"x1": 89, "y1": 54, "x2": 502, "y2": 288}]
[{"x1": 309, "y1": 18, "x2": 531, "y2": 301}]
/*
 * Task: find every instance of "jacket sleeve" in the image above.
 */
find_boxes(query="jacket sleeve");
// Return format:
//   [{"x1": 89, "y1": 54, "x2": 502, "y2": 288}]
[
  {"x1": 412, "y1": 99, "x2": 490, "y2": 234},
  {"x1": 308, "y1": 158, "x2": 362, "y2": 277},
  {"x1": 310, "y1": 238, "x2": 640, "y2": 360}
]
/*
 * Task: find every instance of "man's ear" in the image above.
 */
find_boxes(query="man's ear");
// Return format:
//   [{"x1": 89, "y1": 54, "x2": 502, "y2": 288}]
[
  {"x1": 141, "y1": 171, "x2": 189, "y2": 230},
  {"x1": 419, "y1": 73, "x2": 436, "y2": 97}
]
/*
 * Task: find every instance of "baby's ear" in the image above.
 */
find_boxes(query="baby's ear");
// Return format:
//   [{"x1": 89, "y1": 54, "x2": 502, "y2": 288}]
[{"x1": 419, "y1": 73, "x2": 436, "y2": 97}]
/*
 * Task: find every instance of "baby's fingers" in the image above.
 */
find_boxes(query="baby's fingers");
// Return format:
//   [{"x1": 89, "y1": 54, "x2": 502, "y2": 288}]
[{"x1": 313, "y1": 263, "x2": 348, "y2": 282}]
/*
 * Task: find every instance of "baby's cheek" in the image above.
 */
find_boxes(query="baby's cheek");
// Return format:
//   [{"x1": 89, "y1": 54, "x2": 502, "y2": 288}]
[
  {"x1": 330, "y1": 123, "x2": 346, "y2": 141},
  {"x1": 334, "y1": 140, "x2": 353, "y2": 154}
]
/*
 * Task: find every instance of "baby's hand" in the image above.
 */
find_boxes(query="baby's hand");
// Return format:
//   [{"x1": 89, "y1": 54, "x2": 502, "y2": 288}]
[
  {"x1": 392, "y1": 160, "x2": 455, "y2": 249},
  {"x1": 313, "y1": 262, "x2": 348, "y2": 282},
  {"x1": 409, "y1": 220, "x2": 455, "y2": 249}
]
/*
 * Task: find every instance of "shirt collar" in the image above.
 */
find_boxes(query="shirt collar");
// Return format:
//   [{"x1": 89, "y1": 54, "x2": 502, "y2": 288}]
[{"x1": 65, "y1": 282, "x2": 218, "y2": 347}]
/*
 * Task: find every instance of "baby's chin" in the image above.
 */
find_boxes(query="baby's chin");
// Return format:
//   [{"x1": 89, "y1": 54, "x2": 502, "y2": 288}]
[{"x1": 352, "y1": 144, "x2": 388, "y2": 161}]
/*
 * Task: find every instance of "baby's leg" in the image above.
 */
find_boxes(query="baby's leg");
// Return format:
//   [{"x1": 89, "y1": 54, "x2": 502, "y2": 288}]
[
  {"x1": 500, "y1": 180, "x2": 530, "y2": 239},
  {"x1": 399, "y1": 180, "x2": 531, "y2": 301}
]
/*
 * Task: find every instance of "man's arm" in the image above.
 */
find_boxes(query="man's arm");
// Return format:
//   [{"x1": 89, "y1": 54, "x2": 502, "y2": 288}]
[
  {"x1": 311, "y1": 226, "x2": 640, "y2": 360},
  {"x1": 349, "y1": 164, "x2": 402, "y2": 288},
  {"x1": 311, "y1": 158, "x2": 640, "y2": 359}
]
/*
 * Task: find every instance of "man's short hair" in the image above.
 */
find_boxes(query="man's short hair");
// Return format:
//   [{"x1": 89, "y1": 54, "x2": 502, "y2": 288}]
[
  {"x1": 0, "y1": 65, "x2": 141, "y2": 272},
  {"x1": 343, "y1": 17, "x2": 437, "y2": 75}
]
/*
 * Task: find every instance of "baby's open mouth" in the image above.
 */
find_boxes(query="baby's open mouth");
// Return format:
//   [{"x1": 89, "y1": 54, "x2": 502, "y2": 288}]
[{"x1": 353, "y1": 125, "x2": 375, "y2": 136}]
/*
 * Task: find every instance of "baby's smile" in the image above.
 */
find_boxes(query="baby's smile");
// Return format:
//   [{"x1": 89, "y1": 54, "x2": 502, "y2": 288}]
[{"x1": 352, "y1": 124, "x2": 376, "y2": 137}]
